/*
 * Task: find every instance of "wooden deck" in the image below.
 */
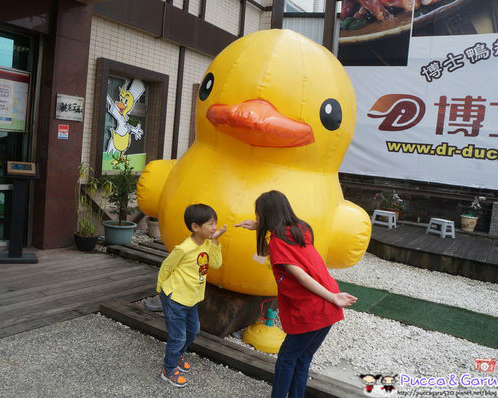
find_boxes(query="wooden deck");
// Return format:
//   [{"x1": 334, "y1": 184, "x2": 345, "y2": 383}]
[
  {"x1": 0, "y1": 247, "x2": 157, "y2": 338},
  {"x1": 369, "y1": 223, "x2": 498, "y2": 283}
]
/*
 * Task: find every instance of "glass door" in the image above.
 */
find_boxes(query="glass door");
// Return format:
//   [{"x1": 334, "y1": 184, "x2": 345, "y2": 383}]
[{"x1": 0, "y1": 26, "x2": 36, "y2": 247}]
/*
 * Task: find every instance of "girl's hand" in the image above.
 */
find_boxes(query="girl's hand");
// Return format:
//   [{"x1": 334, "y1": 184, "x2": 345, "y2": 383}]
[
  {"x1": 331, "y1": 292, "x2": 357, "y2": 308},
  {"x1": 234, "y1": 219, "x2": 257, "y2": 230},
  {"x1": 212, "y1": 224, "x2": 227, "y2": 241}
]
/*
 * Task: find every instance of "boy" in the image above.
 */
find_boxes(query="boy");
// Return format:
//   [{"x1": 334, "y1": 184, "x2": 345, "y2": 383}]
[{"x1": 157, "y1": 203, "x2": 227, "y2": 387}]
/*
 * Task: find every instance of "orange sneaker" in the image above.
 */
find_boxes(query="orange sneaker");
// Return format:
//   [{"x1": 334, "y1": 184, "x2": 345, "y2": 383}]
[
  {"x1": 161, "y1": 368, "x2": 187, "y2": 387},
  {"x1": 177, "y1": 354, "x2": 191, "y2": 373}
]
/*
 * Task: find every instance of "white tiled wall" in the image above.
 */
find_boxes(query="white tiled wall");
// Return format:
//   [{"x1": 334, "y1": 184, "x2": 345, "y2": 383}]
[
  {"x1": 188, "y1": 0, "x2": 202, "y2": 16},
  {"x1": 84, "y1": 16, "x2": 179, "y2": 164},
  {"x1": 260, "y1": 11, "x2": 272, "y2": 30},
  {"x1": 245, "y1": 2, "x2": 262, "y2": 35},
  {"x1": 85, "y1": 1, "x2": 274, "y2": 164},
  {"x1": 205, "y1": 0, "x2": 241, "y2": 36}
]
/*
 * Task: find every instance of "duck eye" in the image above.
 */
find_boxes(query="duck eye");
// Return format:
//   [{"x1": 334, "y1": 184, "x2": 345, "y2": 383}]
[
  {"x1": 199, "y1": 72, "x2": 214, "y2": 101},
  {"x1": 320, "y1": 98, "x2": 342, "y2": 131}
]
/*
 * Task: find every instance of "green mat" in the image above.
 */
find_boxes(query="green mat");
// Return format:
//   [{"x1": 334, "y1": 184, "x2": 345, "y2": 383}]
[{"x1": 337, "y1": 281, "x2": 498, "y2": 350}]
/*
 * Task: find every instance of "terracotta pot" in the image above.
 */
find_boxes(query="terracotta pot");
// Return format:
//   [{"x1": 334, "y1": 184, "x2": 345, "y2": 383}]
[
  {"x1": 146, "y1": 217, "x2": 161, "y2": 239},
  {"x1": 461, "y1": 215, "x2": 478, "y2": 232}
]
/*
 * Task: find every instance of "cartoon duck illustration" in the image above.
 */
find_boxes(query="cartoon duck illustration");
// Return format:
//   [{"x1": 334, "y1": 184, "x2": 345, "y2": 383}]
[
  {"x1": 137, "y1": 29, "x2": 371, "y2": 296},
  {"x1": 106, "y1": 79, "x2": 145, "y2": 164}
]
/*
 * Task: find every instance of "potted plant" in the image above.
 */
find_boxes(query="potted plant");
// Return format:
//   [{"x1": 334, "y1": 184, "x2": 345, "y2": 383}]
[
  {"x1": 74, "y1": 164, "x2": 112, "y2": 251},
  {"x1": 102, "y1": 156, "x2": 140, "y2": 245},
  {"x1": 461, "y1": 196, "x2": 485, "y2": 232},
  {"x1": 373, "y1": 190, "x2": 406, "y2": 221},
  {"x1": 146, "y1": 216, "x2": 161, "y2": 239}
]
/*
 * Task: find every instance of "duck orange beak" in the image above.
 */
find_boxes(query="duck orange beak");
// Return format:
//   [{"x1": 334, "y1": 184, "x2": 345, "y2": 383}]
[
  {"x1": 206, "y1": 99, "x2": 314, "y2": 148},
  {"x1": 116, "y1": 102, "x2": 126, "y2": 114}
]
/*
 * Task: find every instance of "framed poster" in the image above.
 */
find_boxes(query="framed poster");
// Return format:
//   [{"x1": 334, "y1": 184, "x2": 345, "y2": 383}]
[{"x1": 0, "y1": 67, "x2": 29, "y2": 132}]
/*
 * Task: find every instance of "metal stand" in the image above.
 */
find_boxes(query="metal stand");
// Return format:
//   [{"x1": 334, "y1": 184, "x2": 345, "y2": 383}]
[{"x1": 0, "y1": 176, "x2": 38, "y2": 264}]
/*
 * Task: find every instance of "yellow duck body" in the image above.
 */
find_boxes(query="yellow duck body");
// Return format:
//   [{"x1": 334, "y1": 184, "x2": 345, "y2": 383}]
[{"x1": 137, "y1": 29, "x2": 371, "y2": 296}]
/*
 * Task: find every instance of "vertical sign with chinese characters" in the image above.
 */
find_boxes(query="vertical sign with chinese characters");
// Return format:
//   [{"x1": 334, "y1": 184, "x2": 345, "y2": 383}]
[{"x1": 339, "y1": 1, "x2": 498, "y2": 190}]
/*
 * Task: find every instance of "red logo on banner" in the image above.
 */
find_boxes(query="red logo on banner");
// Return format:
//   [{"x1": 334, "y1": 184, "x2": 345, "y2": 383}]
[{"x1": 367, "y1": 94, "x2": 425, "y2": 131}]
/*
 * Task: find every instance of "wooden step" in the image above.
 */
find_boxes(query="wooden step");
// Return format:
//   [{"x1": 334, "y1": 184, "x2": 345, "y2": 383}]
[
  {"x1": 100, "y1": 300, "x2": 364, "y2": 398},
  {"x1": 137, "y1": 240, "x2": 169, "y2": 253},
  {"x1": 122, "y1": 242, "x2": 168, "y2": 258},
  {"x1": 107, "y1": 245, "x2": 164, "y2": 267}
]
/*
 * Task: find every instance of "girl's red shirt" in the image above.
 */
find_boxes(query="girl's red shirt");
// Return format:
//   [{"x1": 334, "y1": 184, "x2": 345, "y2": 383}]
[{"x1": 268, "y1": 227, "x2": 344, "y2": 334}]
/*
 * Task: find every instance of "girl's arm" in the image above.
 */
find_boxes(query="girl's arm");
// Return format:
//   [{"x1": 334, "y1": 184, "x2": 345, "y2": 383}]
[
  {"x1": 282, "y1": 264, "x2": 357, "y2": 308},
  {"x1": 235, "y1": 219, "x2": 257, "y2": 230}
]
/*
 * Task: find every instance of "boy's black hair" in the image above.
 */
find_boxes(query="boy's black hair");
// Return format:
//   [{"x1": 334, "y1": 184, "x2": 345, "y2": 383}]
[
  {"x1": 184, "y1": 204, "x2": 217, "y2": 232},
  {"x1": 255, "y1": 190, "x2": 313, "y2": 256}
]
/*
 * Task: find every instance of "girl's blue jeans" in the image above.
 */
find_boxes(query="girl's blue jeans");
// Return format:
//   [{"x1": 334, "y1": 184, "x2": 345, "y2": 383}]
[
  {"x1": 271, "y1": 325, "x2": 332, "y2": 398},
  {"x1": 159, "y1": 291, "x2": 200, "y2": 373}
]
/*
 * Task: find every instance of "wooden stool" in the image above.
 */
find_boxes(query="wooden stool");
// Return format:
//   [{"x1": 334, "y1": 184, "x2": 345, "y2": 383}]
[
  {"x1": 426, "y1": 218, "x2": 455, "y2": 238},
  {"x1": 371, "y1": 210, "x2": 397, "y2": 229}
]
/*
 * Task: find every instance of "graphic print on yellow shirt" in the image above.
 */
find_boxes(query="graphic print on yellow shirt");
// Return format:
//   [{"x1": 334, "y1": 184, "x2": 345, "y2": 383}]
[{"x1": 197, "y1": 252, "x2": 209, "y2": 281}]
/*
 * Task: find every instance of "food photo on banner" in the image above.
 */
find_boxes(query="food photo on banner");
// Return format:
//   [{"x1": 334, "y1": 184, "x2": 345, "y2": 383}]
[{"x1": 338, "y1": 0, "x2": 498, "y2": 190}]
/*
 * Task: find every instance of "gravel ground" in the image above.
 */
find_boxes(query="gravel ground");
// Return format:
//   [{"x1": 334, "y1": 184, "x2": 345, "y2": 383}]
[
  {"x1": 0, "y1": 314, "x2": 270, "y2": 398},
  {"x1": 226, "y1": 252, "x2": 498, "y2": 383},
  {"x1": 332, "y1": 252, "x2": 498, "y2": 317}
]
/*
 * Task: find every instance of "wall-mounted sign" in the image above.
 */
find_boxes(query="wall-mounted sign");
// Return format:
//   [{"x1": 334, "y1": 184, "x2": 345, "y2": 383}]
[
  {"x1": 56, "y1": 94, "x2": 84, "y2": 122},
  {"x1": 0, "y1": 67, "x2": 29, "y2": 132},
  {"x1": 6, "y1": 161, "x2": 37, "y2": 176},
  {"x1": 58, "y1": 124, "x2": 69, "y2": 139}
]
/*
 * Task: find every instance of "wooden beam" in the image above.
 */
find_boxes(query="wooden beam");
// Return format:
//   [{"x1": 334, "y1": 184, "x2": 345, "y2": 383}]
[
  {"x1": 171, "y1": 46, "x2": 185, "y2": 159},
  {"x1": 323, "y1": 0, "x2": 337, "y2": 52},
  {"x1": 270, "y1": 0, "x2": 285, "y2": 28},
  {"x1": 239, "y1": 0, "x2": 246, "y2": 37},
  {"x1": 199, "y1": 0, "x2": 206, "y2": 19}
]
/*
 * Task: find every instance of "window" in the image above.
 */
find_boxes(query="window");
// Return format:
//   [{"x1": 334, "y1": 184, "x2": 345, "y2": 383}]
[
  {"x1": 91, "y1": 58, "x2": 169, "y2": 175},
  {"x1": 103, "y1": 76, "x2": 148, "y2": 172}
]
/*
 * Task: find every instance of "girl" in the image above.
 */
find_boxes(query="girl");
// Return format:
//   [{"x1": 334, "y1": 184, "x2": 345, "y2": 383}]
[{"x1": 236, "y1": 190, "x2": 357, "y2": 398}]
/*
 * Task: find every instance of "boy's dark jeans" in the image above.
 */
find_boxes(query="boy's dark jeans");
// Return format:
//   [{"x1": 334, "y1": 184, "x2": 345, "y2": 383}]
[
  {"x1": 159, "y1": 291, "x2": 200, "y2": 373},
  {"x1": 271, "y1": 325, "x2": 332, "y2": 398}
]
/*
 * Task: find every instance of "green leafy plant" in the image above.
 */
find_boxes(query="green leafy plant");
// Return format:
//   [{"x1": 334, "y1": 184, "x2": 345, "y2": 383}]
[
  {"x1": 373, "y1": 190, "x2": 406, "y2": 211},
  {"x1": 75, "y1": 164, "x2": 112, "y2": 237},
  {"x1": 462, "y1": 196, "x2": 486, "y2": 217},
  {"x1": 103, "y1": 156, "x2": 139, "y2": 226}
]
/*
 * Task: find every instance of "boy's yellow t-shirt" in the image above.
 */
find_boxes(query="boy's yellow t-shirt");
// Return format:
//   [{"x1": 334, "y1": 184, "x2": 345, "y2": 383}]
[{"x1": 157, "y1": 236, "x2": 222, "y2": 307}]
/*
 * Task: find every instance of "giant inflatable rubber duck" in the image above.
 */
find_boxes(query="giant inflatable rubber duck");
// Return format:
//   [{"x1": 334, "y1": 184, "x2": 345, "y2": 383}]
[{"x1": 137, "y1": 29, "x2": 371, "y2": 296}]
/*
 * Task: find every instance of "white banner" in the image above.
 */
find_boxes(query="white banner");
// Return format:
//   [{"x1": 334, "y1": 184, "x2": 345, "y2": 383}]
[{"x1": 340, "y1": 31, "x2": 498, "y2": 189}]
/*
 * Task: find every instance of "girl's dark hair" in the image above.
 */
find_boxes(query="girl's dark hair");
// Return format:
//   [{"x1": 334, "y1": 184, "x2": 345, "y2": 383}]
[
  {"x1": 184, "y1": 204, "x2": 217, "y2": 232},
  {"x1": 255, "y1": 190, "x2": 313, "y2": 256}
]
